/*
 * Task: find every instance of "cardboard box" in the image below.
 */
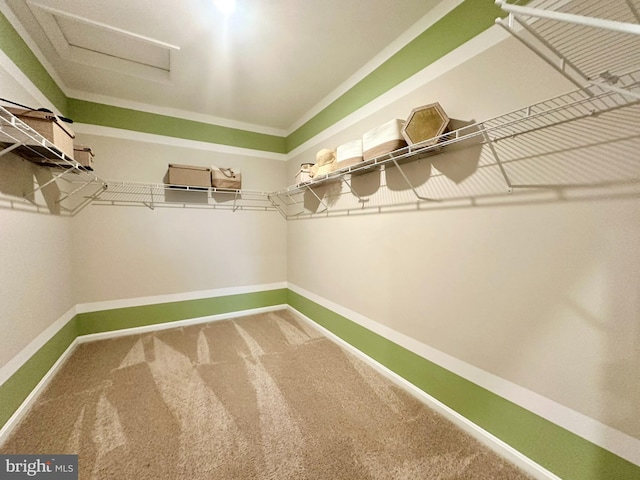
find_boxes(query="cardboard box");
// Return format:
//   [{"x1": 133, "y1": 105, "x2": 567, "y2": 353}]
[
  {"x1": 167, "y1": 164, "x2": 211, "y2": 188},
  {"x1": 74, "y1": 145, "x2": 94, "y2": 169},
  {"x1": 6, "y1": 107, "x2": 75, "y2": 160}
]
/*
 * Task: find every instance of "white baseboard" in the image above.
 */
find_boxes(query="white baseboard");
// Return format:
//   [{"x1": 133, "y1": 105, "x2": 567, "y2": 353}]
[
  {"x1": 0, "y1": 283, "x2": 287, "y2": 444},
  {"x1": 0, "y1": 299, "x2": 554, "y2": 478},
  {"x1": 75, "y1": 282, "x2": 288, "y2": 314},
  {"x1": 287, "y1": 305, "x2": 560, "y2": 480},
  {"x1": 0, "y1": 306, "x2": 77, "y2": 387},
  {"x1": 0, "y1": 283, "x2": 287, "y2": 388},
  {"x1": 0, "y1": 303, "x2": 288, "y2": 445},
  {"x1": 0, "y1": 337, "x2": 80, "y2": 447},
  {"x1": 77, "y1": 304, "x2": 287, "y2": 343},
  {"x1": 288, "y1": 283, "x2": 640, "y2": 468}
]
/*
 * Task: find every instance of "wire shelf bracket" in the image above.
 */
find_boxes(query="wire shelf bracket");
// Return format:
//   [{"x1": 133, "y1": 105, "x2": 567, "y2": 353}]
[
  {"x1": 481, "y1": 124, "x2": 513, "y2": 193},
  {"x1": 495, "y1": 0, "x2": 640, "y2": 101}
]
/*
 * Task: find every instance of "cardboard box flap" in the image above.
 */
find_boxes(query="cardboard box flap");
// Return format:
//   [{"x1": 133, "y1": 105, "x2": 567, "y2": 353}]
[
  {"x1": 6, "y1": 107, "x2": 75, "y2": 139},
  {"x1": 53, "y1": 117, "x2": 74, "y2": 139},
  {"x1": 168, "y1": 163, "x2": 210, "y2": 172},
  {"x1": 74, "y1": 145, "x2": 94, "y2": 155}
]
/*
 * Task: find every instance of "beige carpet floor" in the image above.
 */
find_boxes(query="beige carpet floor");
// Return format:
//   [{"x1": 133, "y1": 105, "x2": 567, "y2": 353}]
[{"x1": 1, "y1": 310, "x2": 533, "y2": 479}]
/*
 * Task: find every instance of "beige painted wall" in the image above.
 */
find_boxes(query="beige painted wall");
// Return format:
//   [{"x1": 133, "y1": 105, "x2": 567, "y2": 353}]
[
  {"x1": 0, "y1": 207, "x2": 74, "y2": 366},
  {"x1": 69, "y1": 132, "x2": 288, "y2": 304},
  {"x1": 71, "y1": 204, "x2": 286, "y2": 303},
  {"x1": 0, "y1": 64, "x2": 288, "y2": 366},
  {"x1": 77, "y1": 132, "x2": 285, "y2": 191},
  {"x1": 2, "y1": 14, "x2": 638, "y2": 456},
  {"x1": 286, "y1": 33, "x2": 640, "y2": 441},
  {"x1": 0, "y1": 69, "x2": 76, "y2": 366}
]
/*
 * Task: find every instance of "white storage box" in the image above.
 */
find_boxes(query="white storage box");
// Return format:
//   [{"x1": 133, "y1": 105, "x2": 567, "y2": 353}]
[
  {"x1": 335, "y1": 139, "x2": 363, "y2": 170},
  {"x1": 362, "y1": 119, "x2": 407, "y2": 161},
  {"x1": 295, "y1": 163, "x2": 313, "y2": 184}
]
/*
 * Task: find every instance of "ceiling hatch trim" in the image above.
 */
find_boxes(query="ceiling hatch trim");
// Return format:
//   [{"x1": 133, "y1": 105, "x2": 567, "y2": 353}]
[{"x1": 27, "y1": 1, "x2": 180, "y2": 83}]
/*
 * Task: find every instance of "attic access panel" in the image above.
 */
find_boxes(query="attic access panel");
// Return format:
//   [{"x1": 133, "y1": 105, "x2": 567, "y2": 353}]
[
  {"x1": 54, "y1": 16, "x2": 170, "y2": 71},
  {"x1": 27, "y1": 2, "x2": 179, "y2": 81}
]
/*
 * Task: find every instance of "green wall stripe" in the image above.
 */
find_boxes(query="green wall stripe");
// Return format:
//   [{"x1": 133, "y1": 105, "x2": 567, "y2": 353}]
[
  {"x1": 285, "y1": 0, "x2": 506, "y2": 152},
  {"x1": 2, "y1": 288, "x2": 639, "y2": 479},
  {"x1": 0, "y1": 11, "x2": 67, "y2": 114},
  {"x1": 286, "y1": 289, "x2": 640, "y2": 480},
  {"x1": 67, "y1": 99, "x2": 287, "y2": 154},
  {"x1": 0, "y1": 317, "x2": 77, "y2": 430},
  {"x1": 1, "y1": 1, "x2": 511, "y2": 155},
  {"x1": 76, "y1": 289, "x2": 288, "y2": 335},
  {"x1": 0, "y1": 289, "x2": 285, "y2": 432}
]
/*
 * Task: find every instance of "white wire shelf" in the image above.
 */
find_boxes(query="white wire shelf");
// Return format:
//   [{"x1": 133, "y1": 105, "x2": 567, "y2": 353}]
[
  {"x1": 91, "y1": 181, "x2": 278, "y2": 212},
  {"x1": 496, "y1": 0, "x2": 640, "y2": 100},
  {"x1": 270, "y1": 69, "x2": 640, "y2": 197},
  {"x1": 269, "y1": 75, "x2": 640, "y2": 219},
  {"x1": 0, "y1": 105, "x2": 92, "y2": 172},
  {"x1": 84, "y1": 0, "x2": 640, "y2": 218},
  {"x1": 4, "y1": 0, "x2": 639, "y2": 218},
  {"x1": 0, "y1": 104, "x2": 107, "y2": 216}
]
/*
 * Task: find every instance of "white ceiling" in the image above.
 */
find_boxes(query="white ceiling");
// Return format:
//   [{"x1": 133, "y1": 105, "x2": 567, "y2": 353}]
[{"x1": 5, "y1": 0, "x2": 446, "y2": 133}]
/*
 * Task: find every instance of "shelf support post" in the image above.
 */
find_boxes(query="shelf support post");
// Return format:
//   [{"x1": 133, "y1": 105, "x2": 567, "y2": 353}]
[
  {"x1": 481, "y1": 124, "x2": 513, "y2": 193},
  {"x1": 495, "y1": 15, "x2": 587, "y2": 92},
  {"x1": 24, "y1": 168, "x2": 76, "y2": 198},
  {"x1": 142, "y1": 185, "x2": 155, "y2": 210},
  {"x1": 285, "y1": 192, "x2": 304, "y2": 217},
  {"x1": 69, "y1": 183, "x2": 108, "y2": 216},
  {"x1": 304, "y1": 184, "x2": 329, "y2": 213},
  {"x1": 512, "y1": 15, "x2": 589, "y2": 82},
  {"x1": 55, "y1": 177, "x2": 104, "y2": 204},
  {"x1": 0, "y1": 142, "x2": 21, "y2": 158},
  {"x1": 267, "y1": 194, "x2": 288, "y2": 219},
  {"x1": 340, "y1": 176, "x2": 368, "y2": 204},
  {"x1": 232, "y1": 190, "x2": 240, "y2": 212},
  {"x1": 388, "y1": 157, "x2": 439, "y2": 202}
]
